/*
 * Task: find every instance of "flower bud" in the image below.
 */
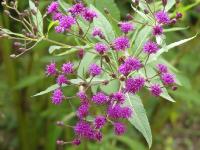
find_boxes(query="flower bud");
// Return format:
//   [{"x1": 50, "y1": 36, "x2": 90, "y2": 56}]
[
  {"x1": 14, "y1": 42, "x2": 21, "y2": 47},
  {"x1": 104, "y1": 8, "x2": 109, "y2": 14},
  {"x1": 144, "y1": 9, "x2": 149, "y2": 14},
  {"x1": 125, "y1": 13, "x2": 133, "y2": 21},
  {"x1": 4, "y1": 10, "x2": 10, "y2": 16},
  {"x1": 119, "y1": 75, "x2": 126, "y2": 81},
  {"x1": 1, "y1": 1, "x2": 6, "y2": 7},
  {"x1": 110, "y1": 73, "x2": 117, "y2": 79},
  {"x1": 56, "y1": 121, "x2": 64, "y2": 126},
  {"x1": 103, "y1": 55, "x2": 110, "y2": 63},
  {"x1": 102, "y1": 80, "x2": 109, "y2": 85},
  {"x1": 171, "y1": 86, "x2": 178, "y2": 91},
  {"x1": 162, "y1": 0, "x2": 167, "y2": 6},
  {"x1": 56, "y1": 140, "x2": 64, "y2": 145},
  {"x1": 77, "y1": 48, "x2": 85, "y2": 59},
  {"x1": 176, "y1": 12, "x2": 182, "y2": 19}
]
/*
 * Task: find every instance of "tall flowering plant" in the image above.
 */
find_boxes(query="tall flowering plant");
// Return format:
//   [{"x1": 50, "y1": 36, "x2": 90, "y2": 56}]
[{"x1": 0, "y1": 0, "x2": 197, "y2": 148}]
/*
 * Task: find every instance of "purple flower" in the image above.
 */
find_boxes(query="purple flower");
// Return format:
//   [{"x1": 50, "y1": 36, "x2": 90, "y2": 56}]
[
  {"x1": 125, "y1": 76, "x2": 145, "y2": 94},
  {"x1": 74, "y1": 121, "x2": 94, "y2": 139},
  {"x1": 62, "y1": 62, "x2": 74, "y2": 74},
  {"x1": 88, "y1": 64, "x2": 102, "y2": 76},
  {"x1": 94, "y1": 116, "x2": 106, "y2": 129},
  {"x1": 59, "y1": 15, "x2": 76, "y2": 30},
  {"x1": 51, "y1": 89, "x2": 64, "y2": 105},
  {"x1": 118, "y1": 57, "x2": 142, "y2": 76},
  {"x1": 156, "y1": 64, "x2": 168, "y2": 73},
  {"x1": 92, "y1": 27, "x2": 104, "y2": 39},
  {"x1": 111, "y1": 92, "x2": 125, "y2": 104},
  {"x1": 55, "y1": 26, "x2": 65, "y2": 33},
  {"x1": 143, "y1": 41, "x2": 159, "y2": 54},
  {"x1": 108, "y1": 105, "x2": 132, "y2": 119},
  {"x1": 114, "y1": 122, "x2": 126, "y2": 135},
  {"x1": 52, "y1": 12, "x2": 63, "y2": 21},
  {"x1": 77, "y1": 91, "x2": 87, "y2": 102},
  {"x1": 47, "y1": 2, "x2": 59, "y2": 14},
  {"x1": 46, "y1": 62, "x2": 57, "y2": 76},
  {"x1": 155, "y1": 11, "x2": 170, "y2": 24},
  {"x1": 92, "y1": 92, "x2": 108, "y2": 104},
  {"x1": 69, "y1": 3, "x2": 85, "y2": 16},
  {"x1": 152, "y1": 25, "x2": 163, "y2": 36},
  {"x1": 161, "y1": 73, "x2": 175, "y2": 85},
  {"x1": 77, "y1": 103, "x2": 89, "y2": 119},
  {"x1": 119, "y1": 22, "x2": 134, "y2": 33},
  {"x1": 56, "y1": 74, "x2": 68, "y2": 85},
  {"x1": 94, "y1": 131, "x2": 102, "y2": 141},
  {"x1": 72, "y1": 139, "x2": 81, "y2": 146},
  {"x1": 82, "y1": 8, "x2": 97, "y2": 22},
  {"x1": 95, "y1": 43, "x2": 109, "y2": 54},
  {"x1": 113, "y1": 36, "x2": 130, "y2": 51},
  {"x1": 150, "y1": 84, "x2": 163, "y2": 96}
]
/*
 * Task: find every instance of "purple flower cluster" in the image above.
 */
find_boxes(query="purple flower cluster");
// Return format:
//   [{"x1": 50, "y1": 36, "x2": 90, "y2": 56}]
[
  {"x1": 51, "y1": 89, "x2": 64, "y2": 105},
  {"x1": 92, "y1": 92, "x2": 108, "y2": 104},
  {"x1": 107, "y1": 105, "x2": 132, "y2": 119},
  {"x1": 113, "y1": 36, "x2": 130, "y2": 51},
  {"x1": 119, "y1": 22, "x2": 134, "y2": 34},
  {"x1": 155, "y1": 11, "x2": 170, "y2": 25},
  {"x1": 143, "y1": 41, "x2": 159, "y2": 54},
  {"x1": 95, "y1": 43, "x2": 109, "y2": 54},
  {"x1": 119, "y1": 57, "x2": 142, "y2": 76},
  {"x1": 92, "y1": 27, "x2": 105, "y2": 39},
  {"x1": 125, "y1": 76, "x2": 145, "y2": 94},
  {"x1": 88, "y1": 64, "x2": 102, "y2": 76}
]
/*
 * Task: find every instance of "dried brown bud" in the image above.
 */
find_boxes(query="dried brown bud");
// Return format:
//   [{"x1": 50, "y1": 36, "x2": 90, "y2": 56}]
[
  {"x1": 10, "y1": 1, "x2": 15, "y2": 7},
  {"x1": 56, "y1": 121, "x2": 64, "y2": 126},
  {"x1": 102, "y1": 80, "x2": 109, "y2": 85},
  {"x1": 171, "y1": 86, "x2": 178, "y2": 91},
  {"x1": 110, "y1": 73, "x2": 117, "y2": 79},
  {"x1": 118, "y1": 56, "x2": 125, "y2": 64},
  {"x1": 119, "y1": 75, "x2": 126, "y2": 81}
]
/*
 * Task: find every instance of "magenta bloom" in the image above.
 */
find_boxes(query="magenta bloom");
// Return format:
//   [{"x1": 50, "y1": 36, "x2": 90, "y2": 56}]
[
  {"x1": 143, "y1": 41, "x2": 159, "y2": 54},
  {"x1": 55, "y1": 26, "x2": 65, "y2": 33},
  {"x1": 59, "y1": 15, "x2": 76, "y2": 30},
  {"x1": 111, "y1": 92, "x2": 125, "y2": 104},
  {"x1": 62, "y1": 62, "x2": 74, "y2": 74},
  {"x1": 77, "y1": 91, "x2": 87, "y2": 102},
  {"x1": 92, "y1": 92, "x2": 108, "y2": 104},
  {"x1": 161, "y1": 73, "x2": 175, "y2": 85},
  {"x1": 72, "y1": 139, "x2": 81, "y2": 146},
  {"x1": 119, "y1": 57, "x2": 142, "y2": 76},
  {"x1": 150, "y1": 84, "x2": 163, "y2": 96},
  {"x1": 52, "y1": 12, "x2": 63, "y2": 21},
  {"x1": 155, "y1": 11, "x2": 170, "y2": 24},
  {"x1": 95, "y1": 43, "x2": 109, "y2": 54},
  {"x1": 94, "y1": 116, "x2": 106, "y2": 129},
  {"x1": 56, "y1": 75, "x2": 68, "y2": 85},
  {"x1": 74, "y1": 121, "x2": 94, "y2": 139},
  {"x1": 82, "y1": 8, "x2": 97, "y2": 22},
  {"x1": 119, "y1": 22, "x2": 134, "y2": 33},
  {"x1": 77, "y1": 103, "x2": 89, "y2": 119},
  {"x1": 152, "y1": 25, "x2": 163, "y2": 36},
  {"x1": 94, "y1": 131, "x2": 103, "y2": 141},
  {"x1": 114, "y1": 122, "x2": 126, "y2": 135},
  {"x1": 51, "y1": 89, "x2": 64, "y2": 105},
  {"x1": 92, "y1": 27, "x2": 104, "y2": 38},
  {"x1": 47, "y1": 2, "x2": 59, "y2": 14},
  {"x1": 125, "y1": 76, "x2": 145, "y2": 94},
  {"x1": 156, "y1": 64, "x2": 168, "y2": 73},
  {"x1": 69, "y1": 3, "x2": 85, "y2": 16},
  {"x1": 88, "y1": 64, "x2": 102, "y2": 76},
  {"x1": 108, "y1": 105, "x2": 132, "y2": 119},
  {"x1": 46, "y1": 62, "x2": 57, "y2": 76},
  {"x1": 113, "y1": 36, "x2": 130, "y2": 51}
]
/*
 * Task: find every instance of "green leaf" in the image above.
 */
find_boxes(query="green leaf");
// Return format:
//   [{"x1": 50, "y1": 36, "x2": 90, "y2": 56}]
[
  {"x1": 164, "y1": 27, "x2": 189, "y2": 33},
  {"x1": 48, "y1": 21, "x2": 59, "y2": 32},
  {"x1": 100, "y1": 79, "x2": 119, "y2": 94},
  {"x1": 48, "y1": 45, "x2": 62, "y2": 54},
  {"x1": 124, "y1": 94, "x2": 152, "y2": 148},
  {"x1": 165, "y1": 0, "x2": 176, "y2": 11},
  {"x1": 1, "y1": 28, "x2": 25, "y2": 38},
  {"x1": 29, "y1": 0, "x2": 43, "y2": 35},
  {"x1": 149, "y1": 34, "x2": 198, "y2": 63},
  {"x1": 58, "y1": 0, "x2": 70, "y2": 11},
  {"x1": 90, "y1": 5, "x2": 115, "y2": 42},
  {"x1": 32, "y1": 84, "x2": 60, "y2": 97}
]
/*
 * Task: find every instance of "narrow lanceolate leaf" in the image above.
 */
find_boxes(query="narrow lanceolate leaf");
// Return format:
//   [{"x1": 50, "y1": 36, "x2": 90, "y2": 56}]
[
  {"x1": 165, "y1": 0, "x2": 176, "y2": 11},
  {"x1": 124, "y1": 94, "x2": 152, "y2": 148},
  {"x1": 29, "y1": 0, "x2": 43, "y2": 35},
  {"x1": 48, "y1": 45, "x2": 62, "y2": 54},
  {"x1": 148, "y1": 34, "x2": 198, "y2": 63},
  {"x1": 164, "y1": 27, "x2": 189, "y2": 33},
  {"x1": 90, "y1": 5, "x2": 115, "y2": 42}
]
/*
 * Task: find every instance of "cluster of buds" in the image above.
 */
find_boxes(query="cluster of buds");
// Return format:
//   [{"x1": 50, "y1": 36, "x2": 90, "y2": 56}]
[{"x1": 44, "y1": 0, "x2": 180, "y2": 146}]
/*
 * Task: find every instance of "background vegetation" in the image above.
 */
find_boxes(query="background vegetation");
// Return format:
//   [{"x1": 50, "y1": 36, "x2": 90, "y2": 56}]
[{"x1": 0, "y1": 0, "x2": 200, "y2": 150}]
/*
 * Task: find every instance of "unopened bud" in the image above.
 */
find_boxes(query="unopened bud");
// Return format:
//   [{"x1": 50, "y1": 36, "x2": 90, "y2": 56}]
[
  {"x1": 171, "y1": 86, "x2": 178, "y2": 91},
  {"x1": 176, "y1": 12, "x2": 182, "y2": 19},
  {"x1": 18, "y1": 48, "x2": 26, "y2": 52},
  {"x1": 56, "y1": 140, "x2": 64, "y2": 145},
  {"x1": 125, "y1": 13, "x2": 133, "y2": 21},
  {"x1": 162, "y1": 0, "x2": 167, "y2": 6},
  {"x1": 104, "y1": 8, "x2": 109, "y2": 14},
  {"x1": 77, "y1": 48, "x2": 85, "y2": 59},
  {"x1": 10, "y1": 1, "x2": 15, "y2": 7},
  {"x1": 1, "y1": 1, "x2": 6, "y2": 6},
  {"x1": 118, "y1": 56, "x2": 125, "y2": 64},
  {"x1": 56, "y1": 121, "x2": 64, "y2": 126},
  {"x1": 119, "y1": 75, "x2": 126, "y2": 81},
  {"x1": 144, "y1": 9, "x2": 149, "y2": 14},
  {"x1": 103, "y1": 55, "x2": 110, "y2": 63},
  {"x1": 102, "y1": 80, "x2": 109, "y2": 85},
  {"x1": 14, "y1": 42, "x2": 21, "y2": 47},
  {"x1": 110, "y1": 73, "x2": 117, "y2": 79},
  {"x1": 4, "y1": 10, "x2": 10, "y2": 16}
]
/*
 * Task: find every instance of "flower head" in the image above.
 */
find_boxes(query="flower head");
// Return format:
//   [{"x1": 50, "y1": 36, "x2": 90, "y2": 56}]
[
  {"x1": 143, "y1": 41, "x2": 159, "y2": 54},
  {"x1": 125, "y1": 76, "x2": 145, "y2": 94},
  {"x1": 88, "y1": 64, "x2": 102, "y2": 76},
  {"x1": 111, "y1": 91, "x2": 125, "y2": 104},
  {"x1": 51, "y1": 89, "x2": 64, "y2": 105},
  {"x1": 46, "y1": 62, "x2": 57, "y2": 76},
  {"x1": 77, "y1": 103, "x2": 89, "y2": 119},
  {"x1": 114, "y1": 122, "x2": 126, "y2": 135},
  {"x1": 69, "y1": 3, "x2": 85, "y2": 16},
  {"x1": 155, "y1": 11, "x2": 170, "y2": 24},
  {"x1": 74, "y1": 121, "x2": 94, "y2": 139},
  {"x1": 92, "y1": 92, "x2": 108, "y2": 104},
  {"x1": 156, "y1": 64, "x2": 168, "y2": 73},
  {"x1": 108, "y1": 105, "x2": 132, "y2": 119},
  {"x1": 161, "y1": 73, "x2": 175, "y2": 85},
  {"x1": 59, "y1": 15, "x2": 76, "y2": 31},
  {"x1": 47, "y1": 2, "x2": 59, "y2": 14},
  {"x1": 150, "y1": 84, "x2": 163, "y2": 96},
  {"x1": 72, "y1": 139, "x2": 81, "y2": 146},
  {"x1": 152, "y1": 25, "x2": 163, "y2": 36},
  {"x1": 94, "y1": 116, "x2": 106, "y2": 129},
  {"x1": 119, "y1": 22, "x2": 134, "y2": 33},
  {"x1": 119, "y1": 57, "x2": 142, "y2": 75},
  {"x1": 82, "y1": 8, "x2": 97, "y2": 22},
  {"x1": 77, "y1": 91, "x2": 87, "y2": 102},
  {"x1": 62, "y1": 62, "x2": 74, "y2": 74},
  {"x1": 52, "y1": 12, "x2": 63, "y2": 21},
  {"x1": 113, "y1": 36, "x2": 130, "y2": 51},
  {"x1": 56, "y1": 74, "x2": 68, "y2": 85},
  {"x1": 92, "y1": 27, "x2": 104, "y2": 38},
  {"x1": 95, "y1": 43, "x2": 109, "y2": 54}
]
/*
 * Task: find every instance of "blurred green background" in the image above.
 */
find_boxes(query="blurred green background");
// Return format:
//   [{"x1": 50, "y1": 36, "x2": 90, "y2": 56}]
[{"x1": 0, "y1": 0, "x2": 200, "y2": 150}]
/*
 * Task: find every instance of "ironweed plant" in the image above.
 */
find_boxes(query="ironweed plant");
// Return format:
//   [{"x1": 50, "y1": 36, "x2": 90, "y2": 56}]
[{"x1": 0, "y1": 0, "x2": 197, "y2": 148}]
